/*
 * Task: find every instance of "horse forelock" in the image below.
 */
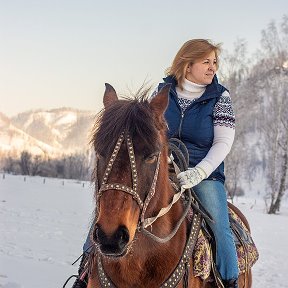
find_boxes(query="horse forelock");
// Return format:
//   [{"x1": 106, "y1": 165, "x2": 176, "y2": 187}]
[{"x1": 92, "y1": 92, "x2": 163, "y2": 157}]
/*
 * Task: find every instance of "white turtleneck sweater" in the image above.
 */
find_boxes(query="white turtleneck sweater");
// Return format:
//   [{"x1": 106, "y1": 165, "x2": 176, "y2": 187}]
[
  {"x1": 176, "y1": 78, "x2": 235, "y2": 178},
  {"x1": 176, "y1": 79, "x2": 206, "y2": 104}
]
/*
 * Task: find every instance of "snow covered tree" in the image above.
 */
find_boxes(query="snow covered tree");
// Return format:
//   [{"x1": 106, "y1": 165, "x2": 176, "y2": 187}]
[
  {"x1": 219, "y1": 39, "x2": 254, "y2": 200},
  {"x1": 256, "y1": 16, "x2": 288, "y2": 213}
]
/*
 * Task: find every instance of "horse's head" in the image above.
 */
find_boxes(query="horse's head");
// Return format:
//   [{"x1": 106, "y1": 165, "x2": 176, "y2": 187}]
[{"x1": 91, "y1": 83, "x2": 170, "y2": 257}]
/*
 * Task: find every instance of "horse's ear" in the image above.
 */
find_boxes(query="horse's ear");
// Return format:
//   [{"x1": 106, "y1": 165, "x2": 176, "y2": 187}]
[
  {"x1": 103, "y1": 83, "x2": 118, "y2": 108},
  {"x1": 149, "y1": 84, "x2": 170, "y2": 115}
]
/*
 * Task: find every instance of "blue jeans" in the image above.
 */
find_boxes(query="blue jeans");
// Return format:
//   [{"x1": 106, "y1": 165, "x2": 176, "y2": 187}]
[
  {"x1": 193, "y1": 180, "x2": 239, "y2": 280},
  {"x1": 83, "y1": 180, "x2": 239, "y2": 280}
]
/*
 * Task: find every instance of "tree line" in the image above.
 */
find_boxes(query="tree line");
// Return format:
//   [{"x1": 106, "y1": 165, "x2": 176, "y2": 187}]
[{"x1": 2, "y1": 151, "x2": 94, "y2": 181}]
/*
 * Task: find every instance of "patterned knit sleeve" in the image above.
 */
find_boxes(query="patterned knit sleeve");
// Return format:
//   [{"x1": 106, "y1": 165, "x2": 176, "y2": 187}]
[{"x1": 213, "y1": 90, "x2": 235, "y2": 129}]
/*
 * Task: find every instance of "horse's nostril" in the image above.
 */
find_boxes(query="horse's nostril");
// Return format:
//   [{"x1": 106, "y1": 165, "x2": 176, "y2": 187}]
[
  {"x1": 116, "y1": 225, "x2": 130, "y2": 249},
  {"x1": 94, "y1": 224, "x2": 130, "y2": 255}
]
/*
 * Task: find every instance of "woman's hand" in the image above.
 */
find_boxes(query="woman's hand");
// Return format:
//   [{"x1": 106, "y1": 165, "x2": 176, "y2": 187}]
[{"x1": 177, "y1": 167, "x2": 206, "y2": 189}]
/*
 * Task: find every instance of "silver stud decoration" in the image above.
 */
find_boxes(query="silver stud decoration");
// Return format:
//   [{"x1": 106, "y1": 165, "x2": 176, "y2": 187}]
[
  {"x1": 97, "y1": 255, "x2": 116, "y2": 288},
  {"x1": 140, "y1": 152, "x2": 161, "y2": 224},
  {"x1": 159, "y1": 212, "x2": 202, "y2": 287},
  {"x1": 101, "y1": 132, "x2": 125, "y2": 185}
]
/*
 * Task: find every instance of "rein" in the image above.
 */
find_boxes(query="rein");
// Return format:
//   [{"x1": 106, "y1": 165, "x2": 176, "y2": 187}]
[{"x1": 141, "y1": 184, "x2": 192, "y2": 243}]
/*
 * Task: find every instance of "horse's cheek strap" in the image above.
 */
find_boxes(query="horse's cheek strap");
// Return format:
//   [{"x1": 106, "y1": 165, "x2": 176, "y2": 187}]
[{"x1": 140, "y1": 153, "x2": 161, "y2": 225}]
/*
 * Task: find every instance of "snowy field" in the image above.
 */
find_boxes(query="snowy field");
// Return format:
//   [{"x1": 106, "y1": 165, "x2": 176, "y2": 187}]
[{"x1": 0, "y1": 174, "x2": 287, "y2": 288}]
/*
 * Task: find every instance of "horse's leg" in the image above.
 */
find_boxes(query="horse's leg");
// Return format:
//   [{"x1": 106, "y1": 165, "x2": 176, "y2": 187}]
[
  {"x1": 247, "y1": 270, "x2": 252, "y2": 288},
  {"x1": 238, "y1": 270, "x2": 252, "y2": 288}
]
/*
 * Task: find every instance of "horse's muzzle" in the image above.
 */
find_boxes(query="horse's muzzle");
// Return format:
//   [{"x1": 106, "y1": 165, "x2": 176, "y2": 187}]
[{"x1": 93, "y1": 224, "x2": 130, "y2": 257}]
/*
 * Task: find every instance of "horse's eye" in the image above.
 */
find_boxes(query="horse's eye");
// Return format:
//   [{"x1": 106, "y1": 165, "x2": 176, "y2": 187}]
[{"x1": 145, "y1": 154, "x2": 157, "y2": 164}]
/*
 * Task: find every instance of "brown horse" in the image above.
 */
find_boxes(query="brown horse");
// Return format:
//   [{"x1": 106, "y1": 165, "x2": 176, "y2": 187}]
[{"x1": 87, "y1": 84, "x2": 252, "y2": 288}]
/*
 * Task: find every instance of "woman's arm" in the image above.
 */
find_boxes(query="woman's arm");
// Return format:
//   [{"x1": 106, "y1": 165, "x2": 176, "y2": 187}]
[{"x1": 196, "y1": 90, "x2": 235, "y2": 177}]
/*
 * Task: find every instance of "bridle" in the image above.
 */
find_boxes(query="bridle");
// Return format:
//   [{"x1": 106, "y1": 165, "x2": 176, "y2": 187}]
[
  {"x1": 95, "y1": 130, "x2": 192, "y2": 242},
  {"x1": 95, "y1": 130, "x2": 162, "y2": 231}
]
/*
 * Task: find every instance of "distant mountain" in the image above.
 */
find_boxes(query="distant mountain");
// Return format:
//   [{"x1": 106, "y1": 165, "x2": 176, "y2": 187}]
[{"x1": 0, "y1": 108, "x2": 97, "y2": 157}]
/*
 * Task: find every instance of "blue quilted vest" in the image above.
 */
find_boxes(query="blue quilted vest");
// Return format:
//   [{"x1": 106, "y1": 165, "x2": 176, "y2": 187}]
[{"x1": 158, "y1": 75, "x2": 228, "y2": 183}]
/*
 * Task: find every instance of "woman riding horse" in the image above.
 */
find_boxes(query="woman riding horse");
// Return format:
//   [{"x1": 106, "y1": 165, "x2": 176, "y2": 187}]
[{"x1": 70, "y1": 39, "x2": 250, "y2": 288}]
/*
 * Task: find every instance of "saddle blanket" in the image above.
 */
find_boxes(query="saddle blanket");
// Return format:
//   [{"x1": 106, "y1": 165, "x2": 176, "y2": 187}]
[{"x1": 192, "y1": 207, "x2": 259, "y2": 279}]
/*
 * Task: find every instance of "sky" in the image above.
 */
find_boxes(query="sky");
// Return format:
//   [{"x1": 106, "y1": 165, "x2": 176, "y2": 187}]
[{"x1": 0, "y1": 0, "x2": 287, "y2": 117}]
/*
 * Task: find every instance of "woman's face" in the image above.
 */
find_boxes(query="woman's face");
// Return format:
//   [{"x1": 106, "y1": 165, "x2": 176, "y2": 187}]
[{"x1": 185, "y1": 51, "x2": 217, "y2": 85}]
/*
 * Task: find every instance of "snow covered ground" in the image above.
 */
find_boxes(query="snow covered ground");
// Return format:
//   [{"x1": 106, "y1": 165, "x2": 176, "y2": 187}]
[{"x1": 0, "y1": 174, "x2": 287, "y2": 288}]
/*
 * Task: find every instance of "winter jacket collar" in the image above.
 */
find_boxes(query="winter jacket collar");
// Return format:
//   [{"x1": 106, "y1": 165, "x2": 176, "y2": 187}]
[{"x1": 162, "y1": 75, "x2": 225, "y2": 102}]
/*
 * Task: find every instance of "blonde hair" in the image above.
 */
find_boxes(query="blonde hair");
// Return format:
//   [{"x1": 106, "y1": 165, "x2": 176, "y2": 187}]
[{"x1": 166, "y1": 39, "x2": 221, "y2": 89}]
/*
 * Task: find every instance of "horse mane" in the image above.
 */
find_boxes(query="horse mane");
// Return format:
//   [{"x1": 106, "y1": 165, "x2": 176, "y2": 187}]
[{"x1": 91, "y1": 88, "x2": 161, "y2": 156}]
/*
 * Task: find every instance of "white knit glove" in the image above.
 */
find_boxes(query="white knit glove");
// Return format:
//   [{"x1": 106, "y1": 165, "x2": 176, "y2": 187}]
[{"x1": 177, "y1": 167, "x2": 207, "y2": 189}]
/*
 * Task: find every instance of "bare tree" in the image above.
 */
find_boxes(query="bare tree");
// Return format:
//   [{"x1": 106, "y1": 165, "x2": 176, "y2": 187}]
[
  {"x1": 261, "y1": 71, "x2": 288, "y2": 213},
  {"x1": 3, "y1": 156, "x2": 20, "y2": 174},
  {"x1": 30, "y1": 155, "x2": 43, "y2": 176},
  {"x1": 63, "y1": 153, "x2": 90, "y2": 180},
  {"x1": 256, "y1": 16, "x2": 288, "y2": 213},
  {"x1": 19, "y1": 151, "x2": 32, "y2": 175},
  {"x1": 219, "y1": 39, "x2": 254, "y2": 200}
]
